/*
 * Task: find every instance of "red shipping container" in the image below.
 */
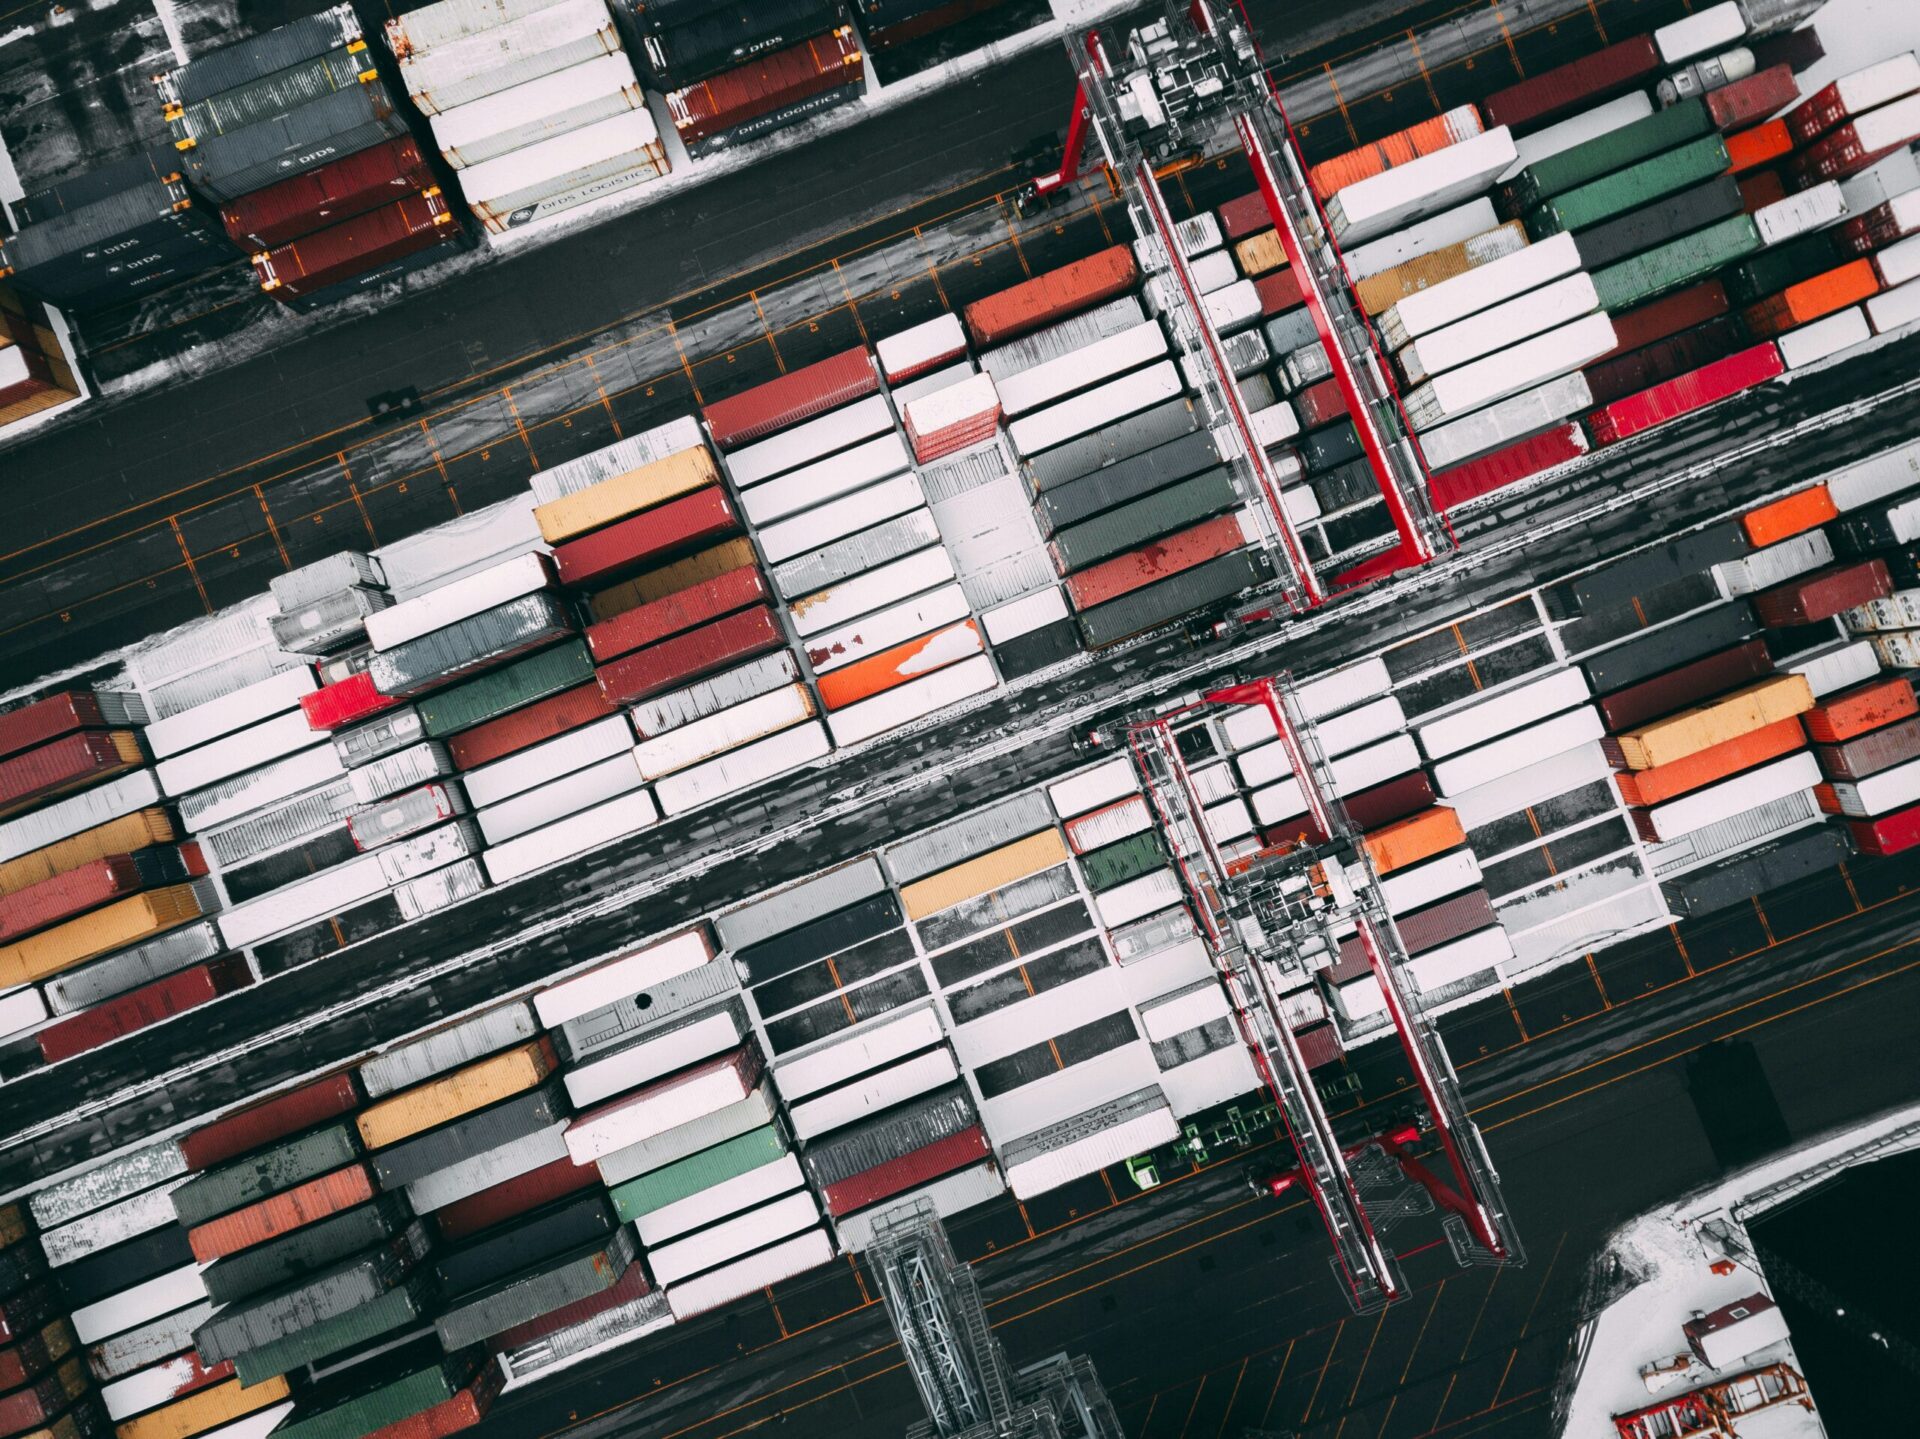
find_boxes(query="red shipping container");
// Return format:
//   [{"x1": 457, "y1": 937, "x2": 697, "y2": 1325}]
[
  {"x1": 188, "y1": 1164, "x2": 375, "y2": 1261},
  {"x1": 1065, "y1": 515, "x2": 1250, "y2": 611},
  {"x1": 1344, "y1": 771, "x2": 1435, "y2": 830},
  {"x1": 301, "y1": 670, "x2": 404, "y2": 730},
  {"x1": 1728, "y1": 120, "x2": 1793, "y2": 174},
  {"x1": 596, "y1": 606, "x2": 784, "y2": 705},
  {"x1": 1427, "y1": 424, "x2": 1588, "y2": 511},
  {"x1": 0, "y1": 1360, "x2": 81, "y2": 1433},
  {"x1": 1706, "y1": 64, "x2": 1799, "y2": 132},
  {"x1": 703, "y1": 346, "x2": 878, "y2": 450},
  {"x1": 1482, "y1": 35, "x2": 1660, "y2": 130},
  {"x1": 821, "y1": 1126, "x2": 990, "y2": 1216},
  {"x1": 1804, "y1": 675, "x2": 1919, "y2": 743},
  {"x1": 1787, "y1": 69, "x2": 1911, "y2": 145},
  {"x1": 1597, "y1": 639, "x2": 1775, "y2": 730},
  {"x1": 1753, "y1": 559, "x2": 1891, "y2": 627},
  {"x1": 38, "y1": 955, "x2": 253, "y2": 1064},
  {"x1": 1219, "y1": 191, "x2": 1272, "y2": 239},
  {"x1": 1396, "y1": 889, "x2": 1497, "y2": 954},
  {"x1": 1816, "y1": 715, "x2": 1920, "y2": 780},
  {"x1": 666, "y1": 29, "x2": 862, "y2": 143},
  {"x1": 1742, "y1": 258, "x2": 1881, "y2": 338},
  {"x1": 1584, "y1": 316, "x2": 1744, "y2": 408},
  {"x1": 1254, "y1": 267, "x2": 1304, "y2": 317},
  {"x1": 0, "y1": 730, "x2": 143, "y2": 814},
  {"x1": 1293, "y1": 1022, "x2": 1343, "y2": 1070},
  {"x1": 961, "y1": 246, "x2": 1138, "y2": 347},
  {"x1": 488, "y1": 1261, "x2": 651, "y2": 1351},
  {"x1": 446, "y1": 682, "x2": 618, "y2": 770},
  {"x1": 859, "y1": 0, "x2": 1003, "y2": 49},
  {"x1": 1586, "y1": 343, "x2": 1785, "y2": 445},
  {"x1": 0, "y1": 846, "x2": 207, "y2": 942},
  {"x1": 255, "y1": 189, "x2": 458, "y2": 299},
  {"x1": 221, "y1": 136, "x2": 436, "y2": 251},
  {"x1": 817, "y1": 621, "x2": 982, "y2": 710},
  {"x1": 432, "y1": 1156, "x2": 600, "y2": 1241},
  {"x1": 1307, "y1": 109, "x2": 1483, "y2": 200},
  {"x1": 551, "y1": 486, "x2": 739, "y2": 589},
  {"x1": 182, "y1": 1072, "x2": 361, "y2": 1171},
  {"x1": 585, "y1": 565, "x2": 768, "y2": 663},
  {"x1": 0, "y1": 1284, "x2": 56, "y2": 1345},
  {"x1": 1840, "y1": 194, "x2": 1920, "y2": 255},
  {"x1": 1788, "y1": 113, "x2": 1920, "y2": 187},
  {"x1": 1738, "y1": 168, "x2": 1789, "y2": 214},
  {"x1": 1294, "y1": 378, "x2": 1349, "y2": 429},
  {"x1": 363, "y1": 1362, "x2": 505, "y2": 1439},
  {"x1": 1601, "y1": 281, "x2": 1730, "y2": 360},
  {"x1": 0, "y1": 692, "x2": 112, "y2": 761},
  {"x1": 1850, "y1": 802, "x2": 1920, "y2": 856}
]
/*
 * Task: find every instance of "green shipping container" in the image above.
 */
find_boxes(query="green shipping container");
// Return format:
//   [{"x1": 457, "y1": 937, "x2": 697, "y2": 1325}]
[
  {"x1": 1503, "y1": 99, "x2": 1713, "y2": 214},
  {"x1": 419, "y1": 639, "x2": 594, "y2": 738},
  {"x1": 232, "y1": 1274, "x2": 435, "y2": 1387},
  {"x1": 1724, "y1": 231, "x2": 1845, "y2": 304},
  {"x1": 1592, "y1": 214, "x2": 1762, "y2": 313},
  {"x1": 275, "y1": 1356, "x2": 470, "y2": 1439},
  {"x1": 1049, "y1": 470, "x2": 1240, "y2": 573},
  {"x1": 608, "y1": 1125, "x2": 788, "y2": 1223},
  {"x1": 174, "y1": 1122, "x2": 363, "y2": 1227},
  {"x1": 1079, "y1": 548, "x2": 1273, "y2": 648},
  {"x1": 1078, "y1": 832, "x2": 1167, "y2": 892},
  {"x1": 1526, "y1": 135, "x2": 1731, "y2": 238}
]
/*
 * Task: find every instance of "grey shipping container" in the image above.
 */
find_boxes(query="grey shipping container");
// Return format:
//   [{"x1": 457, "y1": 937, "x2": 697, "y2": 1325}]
[
  {"x1": 1571, "y1": 175, "x2": 1746, "y2": 271},
  {"x1": 886, "y1": 792, "x2": 1056, "y2": 885},
  {"x1": 370, "y1": 1082, "x2": 567, "y2": 1191},
  {"x1": 714, "y1": 858, "x2": 886, "y2": 954},
  {"x1": 734, "y1": 893, "x2": 901, "y2": 986},
  {"x1": 802, "y1": 1086, "x2": 977, "y2": 1189},
  {"x1": 1578, "y1": 604, "x2": 1759, "y2": 694},
  {"x1": 203, "y1": 780, "x2": 357, "y2": 868},
  {"x1": 501, "y1": 1288, "x2": 671, "y2": 1379},
  {"x1": 772, "y1": 510, "x2": 945, "y2": 601},
  {"x1": 1311, "y1": 459, "x2": 1376, "y2": 514},
  {"x1": 434, "y1": 1226, "x2": 638, "y2": 1350},
  {"x1": 86, "y1": 1300, "x2": 214, "y2": 1382},
  {"x1": 1024, "y1": 398, "x2": 1202, "y2": 492},
  {"x1": 369, "y1": 592, "x2": 574, "y2": 698},
  {"x1": 1049, "y1": 471, "x2": 1240, "y2": 573},
  {"x1": 29, "y1": 1142, "x2": 188, "y2": 1231},
  {"x1": 1, "y1": 182, "x2": 232, "y2": 308},
  {"x1": 434, "y1": 1192, "x2": 617, "y2": 1295},
  {"x1": 57, "y1": 1222, "x2": 195, "y2": 1308},
  {"x1": 556, "y1": 961, "x2": 740, "y2": 1063},
  {"x1": 270, "y1": 585, "x2": 393, "y2": 654},
  {"x1": 1034, "y1": 432, "x2": 1223, "y2": 535},
  {"x1": 173, "y1": 1122, "x2": 363, "y2": 1227},
  {"x1": 167, "y1": 4, "x2": 363, "y2": 106},
  {"x1": 202, "y1": 1195, "x2": 411, "y2": 1306},
  {"x1": 184, "y1": 81, "x2": 410, "y2": 204},
  {"x1": 270, "y1": 551, "x2": 385, "y2": 611},
  {"x1": 1662, "y1": 826, "x2": 1854, "y2": 917},
  {"x1": 168, "y1": 47, "x2": 374, "y2": 145},
  {"x1": 403, "y1": 1122, "x2": 571, "y2": 1214},
  {"x1": 1263, "y1": 308, "x2": 1320, "y2": 362},
  {"x1": 43, "y1": 919, "x2": 225, "y2": 1016},
  {"x1": 1078, "y1": 549, "x2": 1274, "y2": 648},
  {"x1": 12, "y1": 143, "x2": 184, "y2": 226},
  {"x1": 1571, "y1": 521, "x2": 1750, "y2": 611},
  {"x1": 359, "y1": 1001, "x2": 538, "y2": 1099},
  {"x1": 334, "y1": 708, "x2": 428, "y2": 767},
  {"x1": 195, "y1": 1220, "x2": 432, "y2": 1363},
  {"x1": 631, "y1": 651, "x2": 801, "y2": 737},
  {"x1": 980, "y1": 298, "x2": 1147, "y2": 382},
  {"x1": 231, "y1": 1272, "x2": 435, "y2": 1387}
]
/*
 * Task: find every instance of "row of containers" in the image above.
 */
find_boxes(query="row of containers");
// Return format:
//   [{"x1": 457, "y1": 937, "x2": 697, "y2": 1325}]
[
  {"x1": 17, "y1": 426, "x2": 1920, "y2": 1435},
  {"x1": 0, "y1": 0, "x2": 1004, "y2": 318}
]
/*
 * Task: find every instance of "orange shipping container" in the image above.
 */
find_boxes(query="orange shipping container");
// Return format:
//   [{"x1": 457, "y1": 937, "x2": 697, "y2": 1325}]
[
  {"x1": 1608, "y1": 673, "x2": 1815, "y2": 770},
  {"x1": 1804, "y1": 675, "x2": 1919, "y2": 743},
  {"x1": 356, "y1": 1037, "x2": 557, "y2": 1149},
  {"x1": 187, "y1": 1164, "x2": 374, "y2": 1261},
  {"x1": 1307, "y1": 107, "x2": 1484, "y2": 199},
  {"x1": 1742, "y1": 258, "x2": 1880, "y2": 337},
  {"x1": 1363, "y1": 807, "x2": 1466, "y2": 875},
  {"x1": 1614, "y1": 716, "x2": 1806, "y2": 806},
  {"x1": 1727, "y1": 119, "x2": 1792, "y2": 173},
  {"x1": 0, "y1": 883, "x2": 207, "y2": 987},
  {"x1": 116, "y1": 1375, "x2": 290, "y2": 1439},
  {"x1": 1234, "y1": 230, "x2": 1288, "y2": 276},
  {"x1": 0, "y1": 809, "x2": 176, "y2": 897},
  {"x1": 1742, "y1": 485, "x2": 1837, "y2": 547},
  {"x1": 961, "y1": 246, "x2": 1138, "y2": 347},
  {"x1": 816, "y1": 622, "x2": 983, "y2": 712},
  {"x1": 1813, "y1": 781, "x2": 1841, "y2": 814}
]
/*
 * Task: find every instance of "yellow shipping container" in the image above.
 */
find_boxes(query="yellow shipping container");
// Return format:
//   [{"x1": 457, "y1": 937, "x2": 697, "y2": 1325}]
[
  {"x1": 588, "y1": 537, "x2": 759, "y2": 621},
  {"x1": 0, "y1": 808, "x2": 176, "y2": 897},
  {"x1": 1615, "y1": 674, "x2": 1816, "y2": 770},
  {"x1": 356, "y1": 1037, "x2": 556, "y2": 1149},
  {"x1": 0, "y1": 883, "x2": 206, "y2": 987},
  {"x1": 1354, "y1": 221, "x2": 1528, "y2": 316},
  {"x1": 115, "y1": 1375, "x2": 290, "y2": 1439},
  {"x1": 900, "y1": 830, "x2": 1070, "y2": 921},
  {"x1": 535, "y1": 446, "x2": 721, "y2": 545},
  {"x1": 1234, "y1": 230, "x2": 1287, "y2": 276}
]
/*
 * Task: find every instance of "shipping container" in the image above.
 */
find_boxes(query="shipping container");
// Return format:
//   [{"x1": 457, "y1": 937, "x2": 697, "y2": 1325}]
[
  {"x1": 460, "y1": 109, "x2": 669, "y2": 233},
  {"x1": 1616, "y1": 715, "x2": 1808, "y2": 805},
  {"x1": 0, "y1": 879, "x2": 212, "y2": 988},
  {"x1": 200, "y1": 1194, "x2": 408, "y2": 1306},
  {"x1": 1593, "y1": 214, "x2": 1763, "y2": 312},
  {"x1": 1426, "y1": 423, "x2": 1588, "y2": 510},
  {"x1": 705, "y1": 347, "x2": 878, "y2": 452},
  {"x1": 1587, "y1": 342, "x2": 1784, "y2": 444},
  {"x1": 1, "y1": 182, "x2": 233, "y2": 311},
  {"x1": 1632, "y1": 750, "x2": 1821, "y2": 841},
  {"x1": 963, "y1": 246, "x2": 1138, "y2": 348},
  {"x1": 1482, "y1": 35, "x2": 1662, "y2": 130},
  {"x1": 1405, "y1": 314, "x2": 1616, "y2": 429},
  {"x1": 654, "y1": 720, "x2": 830, "y2": 814},
  {"x1": 476, "y1": 751, "x2": 643, "y2": 845},
  {"x1": 1786, "y1": 54, "x2": 1920, "y2": 145},
  {"x1": 445, "y1": 682, "x2": 618, "y2": 769},
  {"x1": 1399, "y1": 274, "x2": 1600, "y2": 386},
  {"x1": 1379, "y1": 232, "x2": 1580, "y2": 348},
  {"x1": 182, "y1": 80, "x2": 409, "y2": 204},
  {"x1": 666, "y1": 28, "x2": 863, "y2": 155},
  {"x1": 479, "y1": 787, "x2": 659, "y2": 883},
  {"x1": 1415, "y1": 372, "x2": 1593, "y2": 472},
  {"x1": 419, "y1": 641, "x2": 596, "y2": 739}
]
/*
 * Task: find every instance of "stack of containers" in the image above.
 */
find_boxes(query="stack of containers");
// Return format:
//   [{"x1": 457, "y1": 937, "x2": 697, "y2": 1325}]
[
  {"x1": 157, "y1": 5, "x2": 472, "y2": 308},
  {"x1": 848, "y1": 0, "x2": 1010, "y2": 52},
  {"x1": 662, "y1": 25, "x2": 867, "y2": 158},
  {"x1": 0, "y1": 688, "x2": 234, "y2": 1065},
  {"x1": 0, "y1": 287, "x2": 82, "y2": 428},
  {"x1": 387, "y1": 0, "x2": 668, "y2": 237},
  {"x1": 1804, "y1": 676, "x2": 1920, "y2": 857},
  {"x1": 633, "y1": 0, "x2": 847, "y2": 97},
  {"x1": 0, "y1": 1203, "x2": 109, "y2": 1437}
]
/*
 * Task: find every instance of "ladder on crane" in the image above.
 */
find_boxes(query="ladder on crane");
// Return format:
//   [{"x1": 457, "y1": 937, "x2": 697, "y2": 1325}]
[{"x1": 1612, "y1": 1362, "x2": 1815, "y2": 1439}]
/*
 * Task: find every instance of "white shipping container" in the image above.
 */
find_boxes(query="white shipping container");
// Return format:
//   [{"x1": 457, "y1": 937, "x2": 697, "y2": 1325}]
[
  {"x1": 1406, "y1": 314, "x2": 1615, "y2": 429},
  {"x1": 566, "y1": 1052, "x2": 759, "y2": 1162},
  {"x1": 824, "y1": 655, "x2": 998, "y2": 747},
  {"x1": 875, "y1": 313, "x2": 967, "y2": 381},
  {"x1": 1095, "y1": 869, "x2": 1183, "y2": 930},
  {"x1": 71, "y1": 1264, "x2": 208, "y2": 1345},
  {"x1": 633, "y1": 652, "x2": 802, "y2": 737},
  {"x1": 1498, "y1": 93, "x2": 1654, "y2": 184},
  {"x1": 1877, "y1": 233, "x2": 1920, "y2": 288},
  {"x1": 1756, "y1": 182, "x2": 1849, "y2": 247},
  {"x1": 477, "y1": 752, "x2": 645, "y2": 845},
  {"x1": 397, "y1": 0, "x2": 619, "y2": 115},
  {"x1": 1065, "y1": 794, "x2": 1152, "y2": 852},
  {"x1": 348, "y1": 741, "x2": 454, "y2": 804},
  {"x1": 807, "y1": 585, "x2": 971, "y2": 674},
  {"x1": 787, "y1": 1048, "x2": 959, "y2": 1140},
  {"x1": 1330, "y1": 130, "x2": 1518, "y2": 244},
  {"x1": 482, "y1": 788, "x2": 659, "y2": 883},
  {"x1": 1250, "y1": 401, "x2": 1301, "y2": 449},
  {"x1": 214, "y1": 854, "x2": 385, "y2": 948},
  {"x1": 997, "y1": 323, "x2": 1169, "y2": 417},
  {"x1": 1249, "y1": 777, "x2": 1307, "y2": 827},
  {"x1": 179, "y1": 746, "x2": 346, "y2": 834},
  {"x1": 1378, "y1": 848, "x2": 1483, "y2": 914},
  {"x1": 1827, "y1": 439, "x2": 1920, "y2": 512},
  {"x1": 1416, "y1": 372, "x2": 1593, "y2": 472},
  {"x1": 1830, "y1": 755, "x2": 1920, "y2": 817},
  {"x1": 788, "y1": 550, "x2": 958, "y2": 637},
  {"x1": 1654, "y1": 1, "x2": 1746, "y2": 63},
  {"x1": 1449, "y1": 741, "x2": 1613, "y2": 834},
  {"x1": 1000, "y1": 1089, "x2": 1180, "y2": 1200},
  {"x1": 384, "y1": 0, "x2": 569, "y2": 54},
  {"x1": 1048, "y1": 757, "x2": 1139, "y2": 818},
  {"x1": 1641, "y1": 752, "x2": 1821, "y2": 840},
  {"x1": 429, "y1": 53, "x2": 642, "y2": 169},
  {"x1": 632, "y1": 686, "x2": 814, "y2": 779},
  {"x1": 738, "y1": 433, "x2": 909, "y2": 525},
  {"x1": 1399, "y1": 273, "x2": 1599, "y2": 385},
  {"x1": 726, "y1": 395, "x2": 894, "y2": 484},
  {"x1": 774, "y1": 1009, "x2": 945, "y2": 1100},
  {"x1": 369, "y1": 552, "x2": 554, "y2": 651},
  {"x1": 1189, "y1": 249, "x2": 1240, "y2": 293},
  {"x1": 393, "y1": 857, "x2": 487, "y2": 919},
  {"x1": 39, "y1": 1180, "x2": 187, "y2": 1268},
  {"x1": 758, "y1": 474, "x2": 926, "y2": 563},
  {"x1": 534, "y1": 927, "x2": 711, "y2": 1028},
  {"x1": 1872, "y1": 631, "x2": 1920, "y2": 667},
  {"x1": 0, "y1": 765, "x2": 163, "y2": 858},
  {"x1": 103, "y1": 1352, "x2": 257, "y2": 1422},
  {"x1": 154, "y1": 709, "x2": 323, "y2": 798},
  {"x1": 635, "y1": 1153, "x2": 805, "y2": 1247},
  {"x1": 1801, "y1": 54, "x2": 1920, "y2": 134},
  {"x1": 1869, "y1": 277, "x2": 1920, "y2": 334},
  {"x1": 143, "y1": 667, "x2": 316, "y2": 759},
  {"x1": 1330, "y1": 734, "x2": 1421, "y2": 796},
  {"x1": 833, "y1": 1163, "x2": 1006, "y2": 1252},
  {"x1": 1346, "y1": 199, "x2": 1502, "y2": 281},
  {"x1": 1847, "y1": 94, "x2": 1920, "y2": 162},
  {"x1": 566, "y1": 1008, "x2": 742, "y2": 1108},
  {"x1": 1406, "y1": 925, "x2": 1513, "y2": 993},
  {"x1": 1298, "y1": 657, "x2": 1395, "y2": 720},
  {"x1": 0, "y1": 984, "x2": 46, "y2": 1040},
  {"x1": 1139, "y1": 977, "x2": 1230, "y2": 1042},
  {"x1": 464, "y1": 110, "x2": 666, "y2": 230},
  {"x1": 1007, "y1": 362, "x2": 1185, "y2": 458},
  {"x1": 1433, "y1": 707, "x2": 1604, "y2": 796},
  {"x1": 529, "y1": 416, "x2": 702, "y2": 507},
  {"x1": 86, "y1": 1301, "x2": 215, "y2": 1382},
  {"x1": 461, "y1": 714, "x2": 634, "y2": 807},
  {"x1": 1714, "y1": 530, "x2": 1834, "y2": 596},
  {"x1": 1201, "y1": 279, "x2": 1263, "y2": 335},
  {"x1": 1205, "y1": 795, "x2": 1255, "y2": 843},
  {"x1": 1417, "y1": 668, "x2": 1591, "y2": 760},
  {"x1": 653, "y1": 721, "x2": 830, "y2": 815},
  {"x1": 597, "y1": 1081, "x2": 776, "y2": 1186},
  {"x1": 666, "y1": 1227, "x2": 833, "y2": 1321}
]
